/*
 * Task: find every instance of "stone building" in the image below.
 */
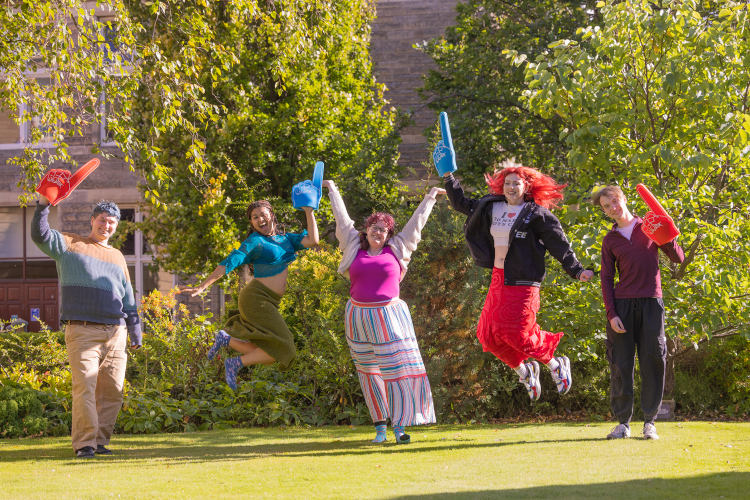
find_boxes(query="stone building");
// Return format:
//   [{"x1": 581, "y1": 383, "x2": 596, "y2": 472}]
[{"x1": 0, "y1": 0, "x2": 458, "y2": 330}]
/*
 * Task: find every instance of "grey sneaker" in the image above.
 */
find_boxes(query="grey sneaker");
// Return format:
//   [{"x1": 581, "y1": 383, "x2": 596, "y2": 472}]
[
  {"x1": 643, "y1": 423, "x2": 659, "y2": 440},
  {"x1": 606, "y1": 423, "x2": 631, "y2": 440}
]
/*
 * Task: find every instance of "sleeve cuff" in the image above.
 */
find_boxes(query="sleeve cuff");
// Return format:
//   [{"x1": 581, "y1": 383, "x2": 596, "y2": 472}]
[{"x1": 128, "y1": 324, "x2": 142, "y2": 348}]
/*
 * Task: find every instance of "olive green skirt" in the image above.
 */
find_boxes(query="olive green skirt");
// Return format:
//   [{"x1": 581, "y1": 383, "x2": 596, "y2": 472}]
[{"x1": 224, "y1": 279, "x2": 296, "y2": 372}]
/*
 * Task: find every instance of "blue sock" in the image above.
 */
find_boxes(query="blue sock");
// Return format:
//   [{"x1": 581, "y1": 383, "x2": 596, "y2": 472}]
[
  {"x1": 207, "y1": 330, "x2": 231, "y2": 360},
  {"x1": 224, "y1": 356, "x2": 244, "y2": 390},
  {"x1": 393, "y1": 425, "x2": 410, "y2": 444},
  {"x1": 372, "y1": 425, "x2": 387, "y2": 443}
]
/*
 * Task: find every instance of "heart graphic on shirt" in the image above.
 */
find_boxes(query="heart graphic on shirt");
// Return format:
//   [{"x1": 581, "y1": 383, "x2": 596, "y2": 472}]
[{"x1": 508, "y1": 213, "x2": 516, "y2": 218}]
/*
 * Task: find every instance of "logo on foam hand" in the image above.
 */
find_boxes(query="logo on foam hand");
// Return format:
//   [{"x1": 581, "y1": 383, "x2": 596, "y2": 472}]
[
  {"x1": 642, "y1": 213, "x2": 664, "y2": 234},
  {"x1": 433, "y1": 141, "x2": 449, "y2": 164},
  {"x1": 46, "y1": 170, "x2": 72, "y2": 187}
]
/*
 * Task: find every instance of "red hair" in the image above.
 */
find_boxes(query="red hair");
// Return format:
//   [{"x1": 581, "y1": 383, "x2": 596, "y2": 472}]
[
  {"x1": 484, "y1": 166, "x2": 566, "y2": 209},
  {"x1": 359, "y1": 212, "x2": 396, "y2": 250}
]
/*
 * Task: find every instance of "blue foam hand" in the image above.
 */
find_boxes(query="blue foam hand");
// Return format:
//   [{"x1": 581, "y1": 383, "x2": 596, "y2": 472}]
[
  {"x1": 433, "y1": 112, "x2": 457, "y2": 176},
  {"x1": 292, "y1": 179, "x2": 321, "y2": 210}
]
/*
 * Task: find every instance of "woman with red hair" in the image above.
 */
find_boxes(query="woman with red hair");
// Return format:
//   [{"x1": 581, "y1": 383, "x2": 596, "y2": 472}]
[
  {"x1": 324, "y1": 180, "x2": 445, "y2": 444},
  {"x1": 442, "y1": 166, "x2": 594, "y2": 401}
]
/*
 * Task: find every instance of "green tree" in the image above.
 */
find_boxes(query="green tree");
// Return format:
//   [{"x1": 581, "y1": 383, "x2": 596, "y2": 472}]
[
  {"x1": 0, "y1": 0, "x2": 248, "y2": 204},
  {"x1": 508, "y1": 0, "x2": 750, "y2": 393},
  {"x1": 129, "y1": 0, "x2": 407, "y2": 277},
  {"x1": 416, "y1": 0, "x2": 599, "y2": 189}
]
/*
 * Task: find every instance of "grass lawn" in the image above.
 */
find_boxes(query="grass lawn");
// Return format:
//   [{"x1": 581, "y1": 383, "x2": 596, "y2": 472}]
[{"x1": 1, "y1": 421, "x2": 748, "y2": 499}]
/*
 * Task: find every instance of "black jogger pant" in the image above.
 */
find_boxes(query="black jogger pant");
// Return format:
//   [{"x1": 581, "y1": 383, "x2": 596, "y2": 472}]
[{"x1": 605, "y1": 297, "x2": 667, "y2": 426}]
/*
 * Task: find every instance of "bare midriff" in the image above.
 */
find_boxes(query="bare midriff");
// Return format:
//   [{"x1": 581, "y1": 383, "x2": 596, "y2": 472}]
[
  {"x1": 254, "y1": 267, "x2": 289, "y2": 296},
  {"x1": 494, "y1": 245, "x2": 509, "y2": 269}
]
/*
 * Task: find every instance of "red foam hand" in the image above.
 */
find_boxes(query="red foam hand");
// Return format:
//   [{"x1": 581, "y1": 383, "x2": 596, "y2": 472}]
[
  {"x1": 641, "y1": 211, "x2": 680, "y2": 246},
  {"x1": 636, "y1": 183, "x2": 669, "y2": 217},
  {"x1": 36, "y1": 159, "x2": 100, "y2": 206}
]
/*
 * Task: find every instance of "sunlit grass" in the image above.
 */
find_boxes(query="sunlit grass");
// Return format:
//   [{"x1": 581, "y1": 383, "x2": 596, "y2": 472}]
[{"x1": 1, "y1": 422, "x2": 748, "y2": 499}]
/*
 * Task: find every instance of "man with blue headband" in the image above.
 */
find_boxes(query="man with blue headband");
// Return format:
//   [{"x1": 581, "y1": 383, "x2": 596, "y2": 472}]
[{"x1": 32, "y1": 193, "x2": 141, "y2": 459}]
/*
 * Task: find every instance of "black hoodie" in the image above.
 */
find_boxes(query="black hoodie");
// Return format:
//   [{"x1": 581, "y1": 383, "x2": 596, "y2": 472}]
[{"x1": 444, "y1": 174, "x2": 584, "y2": 287}]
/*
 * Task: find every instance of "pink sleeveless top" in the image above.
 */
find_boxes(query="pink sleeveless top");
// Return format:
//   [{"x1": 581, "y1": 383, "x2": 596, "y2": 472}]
[{"x1": 348, "y1": 246, "x2": 401, "y2": 302}]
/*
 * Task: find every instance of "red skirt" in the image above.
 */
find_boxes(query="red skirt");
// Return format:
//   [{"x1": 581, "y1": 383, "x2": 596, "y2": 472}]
[{"x1": 476, "y1": 268, "x2": 563, "y2": 368}]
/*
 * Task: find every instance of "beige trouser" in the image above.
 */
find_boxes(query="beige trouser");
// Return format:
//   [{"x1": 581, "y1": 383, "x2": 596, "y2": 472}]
[{"x1": 65, "y1": 322, "x2": 128, "y2": 451}]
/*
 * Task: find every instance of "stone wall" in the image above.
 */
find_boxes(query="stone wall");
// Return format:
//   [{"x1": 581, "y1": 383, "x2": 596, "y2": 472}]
[{"x1": 371, "y1": 0, "x2": 459, "y2": 185}]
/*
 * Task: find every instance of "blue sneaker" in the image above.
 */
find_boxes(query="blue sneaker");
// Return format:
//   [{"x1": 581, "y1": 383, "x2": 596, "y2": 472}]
[
  {"x1": 393, "y1": 425, "x2": 411, "y2": 444},
  {"x1": 550, "y1": 356, "x2": 572, "y2": 394},
  {"x1": 224, "y1": 356, "x2": 244, "y2": 390},
  {"x1": 520, "y1": 361, "x2": 541, "y2": 401},
  {"x1": 207, "y1": 330, "x2": 231, "y2": 360}
]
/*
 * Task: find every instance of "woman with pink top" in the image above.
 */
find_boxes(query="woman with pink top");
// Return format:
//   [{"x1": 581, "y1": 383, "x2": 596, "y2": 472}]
[{"x1": 323, "y1": 180, "x2": 445, "y2": 444}]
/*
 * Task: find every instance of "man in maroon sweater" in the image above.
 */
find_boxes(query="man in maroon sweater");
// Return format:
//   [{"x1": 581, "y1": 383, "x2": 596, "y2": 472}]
[{"x1": 594, "y1": 186, "x2": 684, "y2": 440}]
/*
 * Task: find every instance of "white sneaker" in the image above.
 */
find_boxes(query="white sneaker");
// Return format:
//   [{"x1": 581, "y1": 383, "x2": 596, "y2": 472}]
[
  {"x1": 550, "y1": 356, "x2": 572, "y2": 394},
  {"x1": 643, "y1": 423, "x2": 659, "y2": 440},
  {"x1": 519, "y1": 361, "x2": 541, "y2": 401},
  {"x1": 606, "y1": 423, "x2": 631, "y2": 440}
]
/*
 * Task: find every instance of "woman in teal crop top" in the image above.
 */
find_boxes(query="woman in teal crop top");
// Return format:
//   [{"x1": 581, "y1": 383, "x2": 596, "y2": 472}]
[{"x1": 179, "y1": 200, "x2": 319, "y2": 389}]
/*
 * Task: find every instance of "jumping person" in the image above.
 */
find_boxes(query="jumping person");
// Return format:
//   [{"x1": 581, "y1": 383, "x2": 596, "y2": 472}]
[
  {"x1": 31, "y1": 195, "x2": 141, "y2": 459},
  {"x1": 179, "y1": 201, "x2": 319, "y2": 389},
  {"x1": 324, "y1": 180, "x2": 443, "y2": 444},
  {"x1": 442, "y1": 167, "x2": 594, "y2": 400},
  {"x1": 593, "y1": 186, "x2": 684, "y2": 440}
]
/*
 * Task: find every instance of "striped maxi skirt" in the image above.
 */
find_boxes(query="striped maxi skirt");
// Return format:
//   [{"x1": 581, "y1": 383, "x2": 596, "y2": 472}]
[{"x1": 344, "y1": 297, "x2": 436, "y2": 427}]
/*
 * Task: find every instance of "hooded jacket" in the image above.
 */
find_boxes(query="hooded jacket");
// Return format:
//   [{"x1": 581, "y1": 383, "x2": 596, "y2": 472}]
[{"x1": 444, "y1": 174, "x2": 584, "y2": 287}]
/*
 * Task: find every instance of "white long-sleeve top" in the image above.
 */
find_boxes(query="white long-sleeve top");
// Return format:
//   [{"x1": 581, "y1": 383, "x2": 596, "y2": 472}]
[{"x1": 327, "y1": 185, "x2": 438, "y2": 281}]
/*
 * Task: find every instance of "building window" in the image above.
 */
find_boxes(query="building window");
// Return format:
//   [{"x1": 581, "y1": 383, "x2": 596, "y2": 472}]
[
  {"x1": 0, "y1": 206, "x2": 59, "y2": 280},
  {"x1": 119, "y1": 208, "x2": 174, "y2": 303}
]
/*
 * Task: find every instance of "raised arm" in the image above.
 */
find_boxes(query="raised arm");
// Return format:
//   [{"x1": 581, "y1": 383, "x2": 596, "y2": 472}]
[
  {"x1": 31, "y1": 194, "x2": 67, "y2": 258},
  {"x1": 323, "y1": 180, "x2": 359, "y2": 251},
  {"x1": 443, "y1": 173, "x2": 479, "y2": 216},
  {"x1": 389, "y1": 187, "x2": 445, "y2": 271},
  {"x1": 300, "y1": 206, "x2": 319, "y2": 248}
]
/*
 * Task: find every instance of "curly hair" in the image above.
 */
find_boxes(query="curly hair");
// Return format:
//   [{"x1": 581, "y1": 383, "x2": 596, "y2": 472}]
[
  {"x1": 484, "y1": 166, "x2": 566, "y2": 209},
  {"x1": 245, "y1": 200, "x2": 284, "y2": 236},
  {"x1": 91, "y1": 200, "x2": 121, "y2": 221},
  {"x1": 358, "y1": 212, "x2": 396, "y2": 251}
]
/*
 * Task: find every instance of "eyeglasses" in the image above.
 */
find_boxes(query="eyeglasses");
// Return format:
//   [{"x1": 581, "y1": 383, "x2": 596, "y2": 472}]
[{"x1": 369, "y1": 226, "x2": 389, "y2": 234}]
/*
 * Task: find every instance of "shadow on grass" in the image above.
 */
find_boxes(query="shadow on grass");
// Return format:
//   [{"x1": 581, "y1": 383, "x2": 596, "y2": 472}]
[
  {"x1": 388, "y1": 473, "x2": 750, "y2": 499},
  {"x1": 0, "y1": 433, "x2": 604, "y2": 464}
]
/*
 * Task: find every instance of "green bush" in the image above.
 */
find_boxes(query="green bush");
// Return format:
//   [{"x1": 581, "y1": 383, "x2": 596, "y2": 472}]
[
  {"x1": 671, "y1": 336, "x2": 750, "y2": 418},
  {"x1": 0, "y1": 328, "x2": 67, "y2": 372},
  {"x1": 0, "y1": 385, "x2": 48, "y2": 438}
]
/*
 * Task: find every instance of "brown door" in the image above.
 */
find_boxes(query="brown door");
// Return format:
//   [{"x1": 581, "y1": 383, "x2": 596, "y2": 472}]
[
  {"x1": 0, "y1": 284, "x2": 24, "y2": 324},
  {"x1": 26, "y1": 282, "x2": 59, "y2": 332},
  {"x1": 0, "y1": 281, "x2": 59, "y2": 332}
]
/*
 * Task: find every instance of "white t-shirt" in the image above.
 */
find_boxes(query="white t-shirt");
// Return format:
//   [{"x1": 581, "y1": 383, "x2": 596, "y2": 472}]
[
  {"x1": 490, "y1": 202, "x2": 525, "y2": 264},
  {"x1": 615, "y1": 220, "x2": 636, "y2": 241}
]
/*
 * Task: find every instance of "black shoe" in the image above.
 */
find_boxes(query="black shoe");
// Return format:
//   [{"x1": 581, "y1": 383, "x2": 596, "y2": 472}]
[
  {"x1": 95, "y1": 445, "x2": 113, "y2": 455},
  {"x1": 76, "y1": 446, "x2": 96, "y2": 459}
]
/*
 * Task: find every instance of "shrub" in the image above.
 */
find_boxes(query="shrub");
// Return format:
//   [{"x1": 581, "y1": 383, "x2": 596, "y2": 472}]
[
  {"x1": 0, "y1": 328, "x2": 67, "y2": 372},
  {"x1": 0, "y1": 385, "x2": 48, "y2": 438}
]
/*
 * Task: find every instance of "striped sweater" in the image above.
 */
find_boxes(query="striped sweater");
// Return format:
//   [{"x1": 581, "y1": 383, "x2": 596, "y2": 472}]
[{"x1": 31, "y1": 203, "x2": 142, "y2": 347}]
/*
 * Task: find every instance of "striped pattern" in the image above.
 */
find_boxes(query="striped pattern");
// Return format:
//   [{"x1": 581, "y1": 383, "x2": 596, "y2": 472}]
[
  {"x1": 31, "y1": 204, "x2": 141, "y2": 346},
  {"x1": 345, "y1": 298, "x2": 436, "y2": 426}
]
